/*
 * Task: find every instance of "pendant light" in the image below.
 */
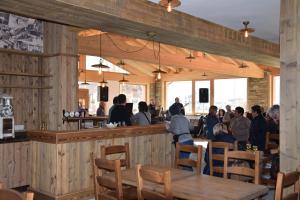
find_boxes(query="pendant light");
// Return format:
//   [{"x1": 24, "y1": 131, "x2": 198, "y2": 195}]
[
  {"x1": 99, "y1": 72, "x2": 108, "y2": 87},
  {"x1": 119, "y1": 74, "x2": 129, "y2": 86},
  {"x1": 239, "y1": 21, "x2": 255, "y2": 38},
  {"x1": 152, "y1": 42, "x2": 166, "y2": 80},
  {"x1": 159, "y1": 0, "x2": 181, "y2": 12},
  {"x1": 185, "y1": 50, "x2": 195, "y2": 62},
  {"x1": 92, "y1": 32, "x2": 109, "y2": 74},
  {"x1": 80, "y1": 68, "x2": 89, "y2": 88}
]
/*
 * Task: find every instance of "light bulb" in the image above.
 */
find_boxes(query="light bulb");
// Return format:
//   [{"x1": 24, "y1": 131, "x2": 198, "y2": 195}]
[
  {"x1": 98, "y1": 68, "x2": 102, "y2": 75},
  {"x1": 244, "y1": 30, "x2": 249, "y2": 38},
  {"x1": 167, "y1": 2, "x2": 172, "y2": 12},
  {"x1": 157, "y1": 72, "x2": 161, "y2": 80},
  {"x1": 101, "y1": 83, "x2": 105, "y2": 87},
  {"x1": 83, "y1": 84, "x2": 87, "y2": 89},
  {"x1": 122, "y1": 82, "x2": 125, "y2": 87}
]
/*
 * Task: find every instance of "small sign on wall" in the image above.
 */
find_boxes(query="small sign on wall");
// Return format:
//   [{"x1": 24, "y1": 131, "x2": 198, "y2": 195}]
[{"x1": 0, "y1": 12, "x2": 43, "y2": 52}]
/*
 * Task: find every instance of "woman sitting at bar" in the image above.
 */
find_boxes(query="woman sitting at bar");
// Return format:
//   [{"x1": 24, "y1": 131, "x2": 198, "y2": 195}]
[
  {"x1": 203, "y1": 123, "x2": 236, "y2": 176},
  {"x1": 131, "y1": 101, "x2": 151, "y2": 126}
]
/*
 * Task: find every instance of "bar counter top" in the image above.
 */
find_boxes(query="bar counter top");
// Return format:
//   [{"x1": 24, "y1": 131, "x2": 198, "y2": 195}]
[{"x1": 27, "y1": 124, "x2": 167, "y2": 144}]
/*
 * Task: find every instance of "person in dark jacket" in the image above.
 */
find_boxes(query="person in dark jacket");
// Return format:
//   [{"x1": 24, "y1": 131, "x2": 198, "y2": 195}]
[
  {"x1": 203, "y1": 123, "x2": 236, "y2": 176},
  {"x1": 205, "y1": 105, "x2": 219, "y2": 140},
  {"x1": 249, "y1": 105, "x2": 267, "y2": 151},
  {"x1": 110, "y1": 94, "x2": 132, "y2": 126}
]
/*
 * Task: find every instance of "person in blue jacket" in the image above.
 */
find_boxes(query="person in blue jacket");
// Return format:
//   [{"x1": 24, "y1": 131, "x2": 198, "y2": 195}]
[
  {"x1": 203, "y1": 123, "x2": 236, "y2": 176},
  {"x1": 205, "y1": 105, "x2": 219, "y2": 140}
]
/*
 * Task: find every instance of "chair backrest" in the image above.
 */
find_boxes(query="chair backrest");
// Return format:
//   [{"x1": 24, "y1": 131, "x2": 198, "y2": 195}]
[
  {"x1": 0, "y1": 182, "x2": 34, "y2": 200},
  {"x1": 265, "y1": 132, "x2": 279, "y2": 151},
  {"x1": 91, "y1": 152, "x2": 123, "y2": 200},
  {"x1": 224, "y1": 150, "x2": 261, "y2": 184},
  {"x1": 275, "y1": 167, "x2": 300, "y2": 200},
  {"x1": 136, "y1": 164, "x2": 173, "y2": 200},
  {"x1": 175, "y1": 143, "x2": 202, "y2": 175},
  {"x1": 209, "y1": 141, "x2": 237, "y2": 176},
  {"x1": 101, "y1": 143, "x2": 130, "y2": 169}
]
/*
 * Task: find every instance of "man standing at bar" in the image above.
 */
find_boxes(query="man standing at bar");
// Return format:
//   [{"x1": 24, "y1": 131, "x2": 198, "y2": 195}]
[{"x1": 110, "y1": 94, "x2": 132, "y2": 126}]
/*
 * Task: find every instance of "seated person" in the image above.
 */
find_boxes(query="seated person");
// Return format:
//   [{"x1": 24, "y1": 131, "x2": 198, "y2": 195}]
[
  {"x1": 108, "y1": 96, "x2": 119, "y2": 122},
  {"x1": 203, "y1": 123, "x2": 236, "y2": 177},
  {"x1": 110, "y1": 94, "x2": 132, "y2": 126},
  {"x1": 96, "y1": 101, "x2": 105, "y2": 116},
  {"x1": 131, "y1": 101, "x2": 151, "y2": 126},
  {"x1": 205, "y1": 105, "x2": 219, "y2": 140},
  {"x1": 249, "y1": 105, "x2": 267, "y2": 151}
]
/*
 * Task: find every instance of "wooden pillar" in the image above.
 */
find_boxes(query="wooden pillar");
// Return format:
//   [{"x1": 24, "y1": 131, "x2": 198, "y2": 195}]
[
  {"x1": 42, "y1": 22, "x2": 78, "y2": 131},
  {"x1": 280, "y1": 0, "x2": 300, "y2": 171},
  {"x1": 210, "y1": 79, "x2": 214, "y2": 106}
]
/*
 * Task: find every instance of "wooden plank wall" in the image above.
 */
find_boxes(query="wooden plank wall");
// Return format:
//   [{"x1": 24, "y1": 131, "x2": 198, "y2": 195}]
[
  {"x1": 280, "y1": 0, "x2": 300, "y2": 172},
  {"x1": 31, "y1": 133, "x2": 174, "y2": 198},
  {"x1": 0, "y1": 142, "x2": 31, "y2": 188},
  {"x1": 0, "y1": 53, "x2": 42, "y2": 130}
]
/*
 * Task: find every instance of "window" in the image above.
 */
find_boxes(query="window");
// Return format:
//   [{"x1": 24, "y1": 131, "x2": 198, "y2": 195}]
[
  {"x1": 166, "y1": 81, "x2": 192, "y2": 114},
  {"x1": 120, "y1": 83, "x2": 146, "y2": 114},
  {"x1": 273, "y1": 76, "x2": 280, "y2": 105},
  {"x1": 214, "y1": 78, "x2": 247, "y2": 110},
  {"x1": 195, "y1": 80, "x2": 210, "y2": 113}
]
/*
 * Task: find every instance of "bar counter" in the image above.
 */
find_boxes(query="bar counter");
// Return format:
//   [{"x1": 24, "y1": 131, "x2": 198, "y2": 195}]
[{"x1": 27, "y1": 124, "x2": 174, "y2": 200}]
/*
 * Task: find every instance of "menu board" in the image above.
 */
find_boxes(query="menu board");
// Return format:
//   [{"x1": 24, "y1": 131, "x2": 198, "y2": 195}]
[{"x1": 0, "y1": 12, "x2": 43, "y2": 52}]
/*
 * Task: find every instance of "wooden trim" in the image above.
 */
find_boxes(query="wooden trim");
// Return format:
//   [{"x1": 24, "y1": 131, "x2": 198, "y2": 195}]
[
  {"x1": 28, "y1": 124, "x2": 167, "y2": 144},
  {"x1": 0, "y1": 71, "x2": 52, "y2": 77},
  {"x1": 0, "y1": 86, "x2": 52, "y2": 89},
  {"x1": 0, "y1": 48, "x2": 78, "y2": 58}
]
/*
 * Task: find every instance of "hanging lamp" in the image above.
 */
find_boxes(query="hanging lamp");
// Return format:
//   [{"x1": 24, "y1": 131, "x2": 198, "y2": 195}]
[
  {"x1": 159, "y1": 0, "x2": 181, "y2": 12},
  {"x1": 91, "y1": 32, "x2": 109, "y2": 74},
  {"x1": 239, "y1": 21, "x2": 255, "y2": 38},
  {"x1": 80, "y1": 68, "x2": 89, "y2": 88},
  {"x1": 185, "y1": 50, "x2": 195, "y2": 62},
  {"x1": 99, "y1": 72, "x2": 108, "y2": 87},
  {"x1": 119, "y1": 74, "x2": 129, "y2": 86},
  {"x1": 152, "y1": 42, "x2": 166, "y2": 80}
]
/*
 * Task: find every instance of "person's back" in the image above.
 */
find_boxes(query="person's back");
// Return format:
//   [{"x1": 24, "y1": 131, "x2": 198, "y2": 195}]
[
  {"x1": 110, "y1": 94, "x2": 132, "y2": 126},
  {"x1": 132, "y1": 101, "x2": 151, "y2": 126},
  {"x1": 169, "y1": 114, "x2": 193, "y2": 143}
]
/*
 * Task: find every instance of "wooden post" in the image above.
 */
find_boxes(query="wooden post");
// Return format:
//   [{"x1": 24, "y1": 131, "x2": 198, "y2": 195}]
[
  {"x1": 280, "y1": 0, "x2": 300, "y2": 171},
  {"x1": 42, "y1": 22, "x2": 78, "y2": 131}
]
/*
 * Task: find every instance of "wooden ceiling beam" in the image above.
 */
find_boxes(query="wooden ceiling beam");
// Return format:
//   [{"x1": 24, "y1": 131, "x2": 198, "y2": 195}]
[{"x1": 0, "y1": 0, "x2": 279, "y2": 67}]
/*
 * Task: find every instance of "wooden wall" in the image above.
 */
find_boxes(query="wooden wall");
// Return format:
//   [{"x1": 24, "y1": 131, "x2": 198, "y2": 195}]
[
  {"x1": 31, "y1": 133, "x2": 174, "y2": 199},
  {"x1": 0, "y1": 52, "x2": 42, "y2": 130},
  {"x1": 280, "y1": 0, "x2": 300, "y2": 172},
  {"x1": 0, "y1": 141, "x2": 31, "y2": 188}
]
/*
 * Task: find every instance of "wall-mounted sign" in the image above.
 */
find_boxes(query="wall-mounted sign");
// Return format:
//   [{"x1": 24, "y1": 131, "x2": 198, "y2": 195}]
[{"x1": 0, "y1": 12, "x2": 43, "y2": 52}]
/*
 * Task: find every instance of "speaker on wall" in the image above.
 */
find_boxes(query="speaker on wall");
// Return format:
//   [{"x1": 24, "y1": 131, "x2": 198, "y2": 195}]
[
  {"x1": 98, "y1": 86, "x2": 109, "y2": 102},
  {"x1": 199, "y1": 88, "x2": 209, "y2": 103}
]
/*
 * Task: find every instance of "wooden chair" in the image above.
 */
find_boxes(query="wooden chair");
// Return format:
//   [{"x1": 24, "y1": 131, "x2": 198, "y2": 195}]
[
  {"x1": 265, "y1": 132, "x2": 279, "y2": 152},
  {"x1": 224, "y1": 150, "x2": 261, "y2": 185},
  {"x1": 136, "y1": 164, "x2": 173, "y2": 200},
  {"x1": 175, "y1": 143, "x2": 202, "y2": 175},
  {"x1": 208, "y1": 141, "x2": 237, "y2": 176},
  {"x1": 275, "y1": 166, "x2": 300, "y2": 200},
  {"x1": 102, "y1": 143, "x2": 130, "y2": 169},
  {"x1": 90, "y1": 153, "x2": 136, "y2": 200},
  {"x1": 0, "y1": 182, "x2": 34, "y2": 200}
]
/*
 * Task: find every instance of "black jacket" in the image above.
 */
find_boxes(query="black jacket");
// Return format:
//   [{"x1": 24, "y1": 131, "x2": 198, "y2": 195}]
[
  {"x1": 249, "y1": 114, "x2": 267, "y2": 151},
  {"x1": 110, "y1": 105, "x2": 132, "y2": 126}
]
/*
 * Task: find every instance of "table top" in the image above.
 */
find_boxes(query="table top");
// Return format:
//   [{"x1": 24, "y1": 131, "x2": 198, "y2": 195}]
[{"x1": 106, "y1": 167, "x2": 268, "y2": 200}]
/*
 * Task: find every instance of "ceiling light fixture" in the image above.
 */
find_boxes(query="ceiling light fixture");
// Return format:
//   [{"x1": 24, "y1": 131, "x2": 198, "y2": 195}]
[
  {"x1": 152, "y1": 42, "x2": 166, "y2": 80},
  {"x1": 159, "y1": 0, "x2": 181, "y2": 12},
  {"x1": 186, "y1": 50, "x2": 195, "y2": 62},
  {"x1": 119, "y1": 74, "x2": 129, "y2": 86},
  {"x1": 239, "y1": 21, "x2": 255, "y2": 38},
  {"x1": 99, "y1": 72, "x2": 108, "y2": 87},
  {"x1": 80, "y1": 68, "x2": 89, "y2": 88},
  {"x1": 92, "y1": 32, "x2": 109, "y2": 74},
  {"x1": 239, "y1": 62, "x2": 248, "y2": 69},
  {"x1": 202, "y1": 72, "x2": 207, "y2": 77}
]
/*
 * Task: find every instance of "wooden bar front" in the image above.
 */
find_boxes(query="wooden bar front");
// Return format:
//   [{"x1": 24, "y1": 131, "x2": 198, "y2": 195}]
[{"x1": 28, "y1": 124, "x2": 174, "y2": 200}]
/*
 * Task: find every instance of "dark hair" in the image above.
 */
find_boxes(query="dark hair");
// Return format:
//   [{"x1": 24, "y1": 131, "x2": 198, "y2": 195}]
[
  {"x1": 218, "y1": 109, "x2": 225, "y2": 116},
  {"x1": 138, "y1": 101, "x2": 148, "y2": 112},
  {"x1": 169, "y1": 104, "x2": 181, "y2": 116},
  {"x1": 113, "y1": 96, "x2": 119, "y2": 104},
  {"x1": 209, "y1": 105, "x2": 218, "y2": 113},
  {"x1": 118, "y1": 94, "x2": 126, "y2": 104},
  {"x1": 235, "y1": 107, "x2": 244, "y2": 115},
  {"x1": 251, "y1": 105, "x2": 262, "y2": 114}
]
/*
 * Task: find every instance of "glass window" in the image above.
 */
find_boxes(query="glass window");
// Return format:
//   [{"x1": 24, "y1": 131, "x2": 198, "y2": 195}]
[
  {"x1": 120, "y1": 84, "x2": 146, "y2": 114},
  {"x1": 166, "y1": 81, "x2": 192, "y2": 114},
  {"x1": 273, "y1": 76, "x2": 280, "y2": 105},
  {"x1": 195, "y1": 80, "x2": 210, "y2": 113},
  {"x1": 85, "y1": 55, "x2": 128, "y2": 74},
  {"x1": 214, "y1": 78, "x2": 247, "y2": 110}
]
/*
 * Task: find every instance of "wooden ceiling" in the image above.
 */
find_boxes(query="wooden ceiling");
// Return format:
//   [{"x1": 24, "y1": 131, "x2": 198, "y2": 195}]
[
  {"x1": 0, "y1": 0, "x2": 279, "y2": 67},
  {"x1": 78, "y1": 30, "x2": 280, "y2": 83}
]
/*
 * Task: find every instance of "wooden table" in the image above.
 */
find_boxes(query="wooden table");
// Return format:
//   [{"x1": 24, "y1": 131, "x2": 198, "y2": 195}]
[{"x1": 106, "y1": 167, "x2": 268, "y2": 200}]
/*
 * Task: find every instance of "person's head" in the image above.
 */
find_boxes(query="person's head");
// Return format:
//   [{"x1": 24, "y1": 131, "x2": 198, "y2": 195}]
[
  {"x1": 251, "y1": 105, "x2": 262, "y2": 118},
  {"x1": 225, "y1": 105, "x2": 231, "y2": 112},
  {"x1": 209, "y1": 105, "x2": 218, "y2": 116},
  {"x1": 235, "y1": 106, "x2": 244, "y2": 117},
  {"x1": 175, "y1": 97, "x2": 180, "y2": 103},
  {"x1": 267, "y1": 104, "x2": 280, "y2": 123},
  {"x1": 150, "y1": 99, "x2": 155, "y2": 105},
  {"x1": 118, "y1": 94, "x2": 127, "y2": 105},
  {"x1": 99, "y1": 101, "x2": 105, "y2": 109},
  {"x1": 169, "y1": 104, "x2": 181, "y2": 116},
  {"x1": 213, "y1": 123, "x2": 228, "y2": 136},
  {"x1": 218, "y1": 109, "x2": 225, "y2": 117},
  {"x1": 138, "y1": 101, "x2": 148, "y2": 112},
  {"x1": 113, "y1": 96, "x2": 119, "y2": 105}
]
